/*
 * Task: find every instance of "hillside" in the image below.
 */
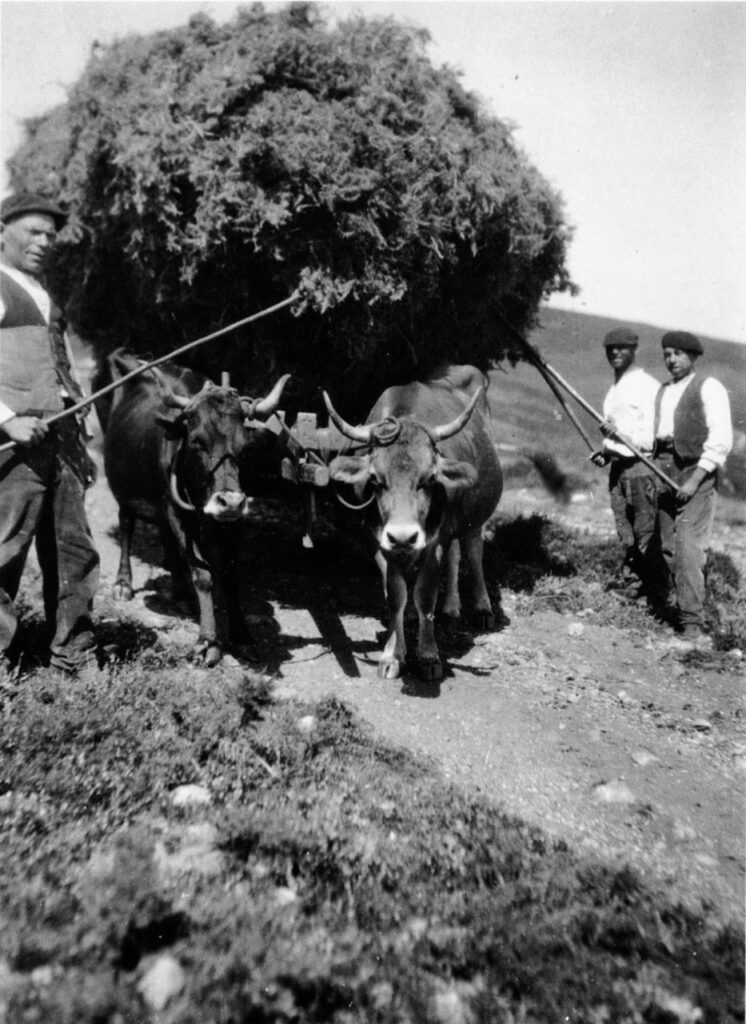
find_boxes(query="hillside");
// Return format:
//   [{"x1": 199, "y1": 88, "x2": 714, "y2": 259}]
[{"x1": 488, "y1": 306, "x2": 746, "y2": 493}]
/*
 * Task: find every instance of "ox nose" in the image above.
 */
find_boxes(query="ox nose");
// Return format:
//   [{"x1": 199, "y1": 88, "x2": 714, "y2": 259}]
[
  {"x1": 383, "y1": 525, "x2": 422, "y2": 551},
  {"x1": 203, "y1": 490, "x2": 251, "y2": 520}
]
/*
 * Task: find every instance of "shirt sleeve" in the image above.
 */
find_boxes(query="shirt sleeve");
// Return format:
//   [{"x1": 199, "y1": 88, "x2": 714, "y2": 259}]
[
  {"x1": 602, "y1": 370, "x2": 659, "y2": 456},
  {"x1": 698, "y1": 377, "x2": 733, "y2": 472}
]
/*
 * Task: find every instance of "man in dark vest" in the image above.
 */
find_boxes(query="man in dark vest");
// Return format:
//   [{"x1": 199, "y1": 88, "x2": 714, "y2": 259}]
[
  {"x1": 653, "y1": 331, "x2": 732, "y2": 650},
  {"x1": 0, "y1": 192, "x2": 99, "y2": 677}
]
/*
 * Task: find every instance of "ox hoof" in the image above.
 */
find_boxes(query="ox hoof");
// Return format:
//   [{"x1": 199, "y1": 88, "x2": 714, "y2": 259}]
[
  {"x1": 417, "y1": 657, "x2": 443, "y2": 682},
  {"x1": 112, "y1": 581, "x2": 134, "y2": 601},
  {"x1": 204, "y1": 646, "x2": 222, "y2": 668},
  {"x1": 472, "y1": 610, "x2": 495, "y2": 631},
  {"x1": 377, "y1": 658, "x2": 402, "y2": 680},
  {"x1": 193, "y1": 641, "x2": 222, "y2": 668}
]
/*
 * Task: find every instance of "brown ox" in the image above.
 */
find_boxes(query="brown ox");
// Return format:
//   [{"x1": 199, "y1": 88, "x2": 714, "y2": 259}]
[
  {"x1": 325, "y1": 365, "x2": 503, "y2": 680},
  {"x1": 97, "y1": 349, "x2": 288, "y2": 665}
]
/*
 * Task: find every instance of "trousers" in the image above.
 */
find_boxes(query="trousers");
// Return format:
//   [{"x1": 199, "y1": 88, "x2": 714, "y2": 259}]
[
  {"x1": 0, "y1": 426, "x2": 99, "y2": 672},
  {"x1": 608, "y1": 457, "x2": 658, "y2": 591},
  {"x1": 654, "y1": 452, "x2": 717, "y2": 629}
]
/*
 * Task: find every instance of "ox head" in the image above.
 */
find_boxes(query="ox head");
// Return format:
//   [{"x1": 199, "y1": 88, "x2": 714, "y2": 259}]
[
  {"x1": 324, "y1": 389, "x2": 481, "y2": 564},
  {"x1": 153, "y1": 370, "x2": 290, "y2": 522}
]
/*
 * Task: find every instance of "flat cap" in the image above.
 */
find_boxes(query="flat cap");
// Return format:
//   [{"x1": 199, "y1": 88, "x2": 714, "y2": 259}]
[
  {"x1": 0, "y1": 192, "x2": 66, "y2": 231},
  {"x1": 603, "y1": 327, "x2": 639, "y2": 348},
  {"x1": 661, "y1": 330, "x2": 704, "y2": 355}
]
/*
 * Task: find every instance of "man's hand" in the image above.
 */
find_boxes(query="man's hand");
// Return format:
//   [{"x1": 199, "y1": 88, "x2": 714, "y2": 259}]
[
  {"x1": 1, "y1": 415, "x2": 49, "y2": 447},
  {"x1": 676, "y1": 467, "x2": 708, "y2": 505},
  {"x1": 589, "y1": 449, "x2": 609, "y2": 467}
]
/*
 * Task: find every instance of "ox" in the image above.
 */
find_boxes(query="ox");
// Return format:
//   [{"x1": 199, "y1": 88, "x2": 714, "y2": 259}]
[
  {"x1": 97, "y1": 349, "x2": 289, "y2": 666},
  {"x1": 325, "y1": 365, "x2": 503, "y2": 681}
]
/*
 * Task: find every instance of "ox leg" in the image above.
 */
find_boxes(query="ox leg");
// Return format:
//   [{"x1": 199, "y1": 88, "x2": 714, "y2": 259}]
[
  {"x1": 413, "y1": 546, "x2": 444, "y2": 681},
  {"x1": 190, "y1": 562, "x2": 223, "y2": 667},
  {"x1": 204, "y1": 525, "x2": 249, "y2": 646},
  {"x1": 379, "y1": 562, "x2": 408, "y2": 679},
  {"x1": 461, "y1": 527, "x2": 495, "y2": 630},
  {"x1": 166, "y1": 510, "x2": 222, "y2": 667},
  {"x1": 159, "y1": 520, "x2": 193, "y2": 610},
  {"x1": 113, "y1": 508, "x2": 135, "y2": 601},
  {"x1": 441, "y1": 540, "x2": 462, "y2": 621}
]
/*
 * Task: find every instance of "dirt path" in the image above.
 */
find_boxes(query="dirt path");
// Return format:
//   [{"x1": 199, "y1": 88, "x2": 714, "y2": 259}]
[{"x1": 82, "y1": 431, "x2": 745, "y2": 925}]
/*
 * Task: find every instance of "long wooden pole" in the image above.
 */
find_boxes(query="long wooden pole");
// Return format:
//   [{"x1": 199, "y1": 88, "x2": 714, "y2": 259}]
[
  {"x1": 0, "y1": 290, "x2": 300, "y2": 455},
  {"x1": 529, "y1": 357, "x2": 596, "y2": 452},
  {"x1": 498, "y1": 315, "x2": 682, "y2": 494}
]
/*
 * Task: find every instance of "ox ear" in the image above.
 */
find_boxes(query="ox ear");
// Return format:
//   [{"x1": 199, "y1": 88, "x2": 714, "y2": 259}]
[
  {"x1": 154, "y1": 411, "x2": 185, "y2": 439},
  {"x1": 329, "y1": 454, "x2": 370, "y2": 487},
  {"x1": 435, "y1": 457, "x2": 477, "y2": 491}
]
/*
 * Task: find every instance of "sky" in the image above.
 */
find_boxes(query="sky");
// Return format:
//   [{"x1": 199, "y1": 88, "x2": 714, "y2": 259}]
[{"x1": 1, "y1": 0, "x2": 745, "y2": 343}]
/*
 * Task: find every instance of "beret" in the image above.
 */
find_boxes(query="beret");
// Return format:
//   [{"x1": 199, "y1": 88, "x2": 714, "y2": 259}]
[
  {"x1": 603, "y1": 328, "x2": 639, "y2": 348},
  {"x1": 0, "y1": 192, "x2": 66, "y2": 231},
  {"x1": 661, "y1": 331, "x2": 704, "y2": 355}
]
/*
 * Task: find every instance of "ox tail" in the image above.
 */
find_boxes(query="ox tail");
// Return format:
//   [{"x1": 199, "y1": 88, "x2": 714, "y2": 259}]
[
  {"x1": 91, "y1": 348, "x2": 141, "y2": 432},
  {"x1": 528, "y1": 450, "x2": 574, "y2": 504}
]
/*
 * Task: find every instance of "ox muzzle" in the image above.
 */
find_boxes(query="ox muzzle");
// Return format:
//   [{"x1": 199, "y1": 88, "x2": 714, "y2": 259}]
[{"x1": 202, "y1": 489, "x2": 251, "y2": 521}]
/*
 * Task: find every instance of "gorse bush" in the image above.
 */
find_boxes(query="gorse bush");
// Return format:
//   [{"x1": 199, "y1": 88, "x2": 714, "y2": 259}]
[{"x1": 8, "y1": 2, "x2": 573, "y2": 417}]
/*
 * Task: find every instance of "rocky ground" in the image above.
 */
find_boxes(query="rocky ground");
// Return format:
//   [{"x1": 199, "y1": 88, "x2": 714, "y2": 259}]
[{"x1": 81, "y1": 428, "x2": 745, "y2": 925}]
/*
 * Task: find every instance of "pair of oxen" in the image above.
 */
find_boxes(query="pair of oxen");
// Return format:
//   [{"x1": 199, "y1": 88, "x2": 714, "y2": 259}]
[{"x1": 97, "y1": 351, "x2": 503, "y2": 680}]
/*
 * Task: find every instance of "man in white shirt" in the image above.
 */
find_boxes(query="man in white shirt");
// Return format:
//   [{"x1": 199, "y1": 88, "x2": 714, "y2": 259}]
[
  {"x1": 590, "y1": 328, "x2": 661, "y2": 601},
  {"x1": 0, "y1": 192, "x2": 99, "y2": 678},
  {"x1": 653, "y1": 330, "x2": 733, "y2": 649}
]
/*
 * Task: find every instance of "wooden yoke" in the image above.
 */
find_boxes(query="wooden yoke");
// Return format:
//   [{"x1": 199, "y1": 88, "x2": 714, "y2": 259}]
[{"x1": 245, "y1": 408, "x2": 355, "y2": 548}]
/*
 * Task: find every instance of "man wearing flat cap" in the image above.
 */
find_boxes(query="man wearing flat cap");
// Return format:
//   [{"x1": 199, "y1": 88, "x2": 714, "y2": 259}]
[
  {"x1": 0, "y1": 191, "x2": 99, "y2": 678},
  {"x1": 590, "y1": 327, "x2": 661, "y2": 601},
  {"x1": 652, "y1": 330, "x2": 732, "y2": 649}
]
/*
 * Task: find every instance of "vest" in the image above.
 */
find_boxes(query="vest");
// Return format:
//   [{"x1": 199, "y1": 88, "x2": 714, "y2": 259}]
[
  {"x1": 655, "y1": 375, "x2": 709, "y2": 463},
  {"x1": 0, "y1": 271, "x2": 81, "y2": 418}
]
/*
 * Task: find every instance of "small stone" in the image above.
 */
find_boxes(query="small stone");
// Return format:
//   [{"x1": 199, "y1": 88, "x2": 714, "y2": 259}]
[
  {"x1": 726, "y1": 648, "x2": 743, "y2": 660},
  {"x1": 432, "y1": 986, "x2": 474, "y2": 1024},
  {"x1": 30, "y1": 966, "x2": 54, "y2": 986},
  {"x1": 631, "y1": 749, "x2": 660, "y2": 768},
  {"x1": 137, "y1": 954, "x2": 185, "y2": 1012},
  {"x1": 171, "y1": 784, "x2": 211, "y2": 808},
  {"x1": 693, "y1": 852, "x2": 719, "y2": 868},
  {"x1": 690, "y1": 719, "x2": 711, "y2": 732},
  {"x1": 657, "y1": 993, "x2": 703, "y2": 1023},
  {"x1": 155, "y1": 823, "x2": 224, "y2": 879},
  {"x1": 371, "y1": 981, "x2": 394, "y2": 1011},
  {"x1": 567, "y1": 622, "x2": 584, "y2": 637},
  {"x1": 274, "y1": 886, "x2": 298, "y2": 906},
  {"x1": 593, "y1": 780, "x2": 636, "y2": 804},
  {"x1": 296, "y1": 715, "x2": 316, "y2": 734},
  {"x1": 672, "y1": 821, "x2": 698, "y2": 843}
]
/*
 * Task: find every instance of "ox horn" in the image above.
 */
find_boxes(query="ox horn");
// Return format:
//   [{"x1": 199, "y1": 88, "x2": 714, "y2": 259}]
[
  {"x1": 169, "y1": 469, "x2": 197, "y2": 512},
  {"x1": 242, "y1": 373, "x2": 291, "y2": 419},
  {"x1": 323, "y1": 392, "x2": 374, "y2": 444},
  {"x1": 149, "y1": 367, "x2": 192, "y2": 409},
  {"x1": 431, "y1": 386, "x2": 484, "y2": 442}
]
